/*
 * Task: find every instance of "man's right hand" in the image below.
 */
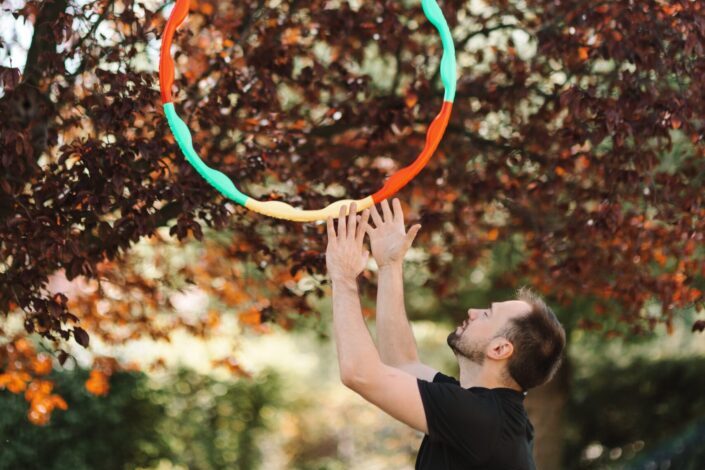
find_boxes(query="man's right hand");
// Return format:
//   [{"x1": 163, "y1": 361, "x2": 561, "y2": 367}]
[{"x1": 364, "y1": 198, "x2": 422, "y2": 268}]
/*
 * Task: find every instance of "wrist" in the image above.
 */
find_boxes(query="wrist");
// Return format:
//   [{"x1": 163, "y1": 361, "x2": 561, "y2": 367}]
[
  {"x1": 331, "y1": 275, "x2": 358, "y2": 290},
  {"x1": 378, "y1": 260, "x2": 403, "y2": 271}
]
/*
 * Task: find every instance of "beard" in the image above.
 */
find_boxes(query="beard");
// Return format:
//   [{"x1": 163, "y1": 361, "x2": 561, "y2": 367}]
[{"x1": 447, "y1": 328, "x2": 489, "y2": 365}]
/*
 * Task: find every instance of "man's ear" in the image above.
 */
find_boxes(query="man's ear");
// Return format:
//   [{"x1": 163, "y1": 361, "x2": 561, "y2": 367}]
[{"x1": 488, "y1": 337, "x2": 514, "y2": 360}]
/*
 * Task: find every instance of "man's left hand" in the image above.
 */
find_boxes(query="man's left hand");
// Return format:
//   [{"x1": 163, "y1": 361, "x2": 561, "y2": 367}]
[{"x1": 326, "y1": 202, "x2": 371, "y2": 283}]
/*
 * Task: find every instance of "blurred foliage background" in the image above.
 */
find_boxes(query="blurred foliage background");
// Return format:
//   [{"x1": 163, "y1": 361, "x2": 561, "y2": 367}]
[
  {"x1": 2, "y1": 230, "x2": 704, "y2": 469},
  {"x1": 2, "y1": 0, "x2": 705, "y2": 468}
]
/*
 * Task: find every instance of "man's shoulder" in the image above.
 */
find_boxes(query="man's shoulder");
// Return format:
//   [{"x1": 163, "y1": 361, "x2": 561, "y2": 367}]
[{"x1": 430, "y1": 371, "x2": 459, "y2": 385}]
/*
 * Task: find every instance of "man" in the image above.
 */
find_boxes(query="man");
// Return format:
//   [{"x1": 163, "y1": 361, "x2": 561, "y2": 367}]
[{"x1": 325, "y1": 198, "x2": 566, "y2": 469}]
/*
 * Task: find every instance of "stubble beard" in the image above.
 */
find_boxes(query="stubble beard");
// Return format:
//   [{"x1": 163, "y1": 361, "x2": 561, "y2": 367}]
[{"x1": 447, "y1": 328, "x2": 488, "y2": 365}]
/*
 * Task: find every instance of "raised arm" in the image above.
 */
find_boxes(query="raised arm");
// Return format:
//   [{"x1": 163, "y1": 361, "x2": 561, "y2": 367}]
[
  {"x1": 325, "y1": 202, "x2": 430, "y2": 435},
  {"x1": 366, "y1": 199, "x2": 438, "y2": 381}
]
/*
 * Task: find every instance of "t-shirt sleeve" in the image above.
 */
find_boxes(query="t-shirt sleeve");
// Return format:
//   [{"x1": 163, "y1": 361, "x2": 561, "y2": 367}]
[
  {"x1": 417, "y1": 377, "x2": 499, "y2": 463},
  {"x1": 431, "y1": 371, "x2": 460, "y2": 385}
]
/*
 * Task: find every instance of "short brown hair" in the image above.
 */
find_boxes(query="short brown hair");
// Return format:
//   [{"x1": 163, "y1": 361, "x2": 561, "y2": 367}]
[{"x1": 501, "y1": 286, "x2": 566, "y2": 391}]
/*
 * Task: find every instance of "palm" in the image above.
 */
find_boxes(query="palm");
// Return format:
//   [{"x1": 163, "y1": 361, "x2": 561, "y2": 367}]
[
  {"x1": 370, "y1": 224, "x2": 407, "y2": 265},
  {"x1": 325, "y1": 202, "x2": 371, "y2": 282},
  {"x1": 365, "y1": 198, "x2": 421, "y2": 267}
]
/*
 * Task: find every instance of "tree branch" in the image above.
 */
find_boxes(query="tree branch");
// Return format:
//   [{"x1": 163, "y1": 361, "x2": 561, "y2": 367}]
[
  {"x1": 23, "y1": 0, "x2": 70, "y2": 88},
  {"x1": 65, "y1": 0, "x2": 117, "y2": 81}
]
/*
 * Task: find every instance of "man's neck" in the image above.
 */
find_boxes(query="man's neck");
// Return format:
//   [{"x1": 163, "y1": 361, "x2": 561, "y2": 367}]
[{"x1": 457, "y1": 357, "x2": 522, "y2": 392}]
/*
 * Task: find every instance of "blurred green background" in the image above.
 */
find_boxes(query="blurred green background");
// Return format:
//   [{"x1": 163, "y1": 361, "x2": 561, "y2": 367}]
[
  {"x1": 2, "y1": 0, "x2": 705, "y2": 467},
  {"x1": 2, "y1": 233, "x2": 704, "y2": 470}
]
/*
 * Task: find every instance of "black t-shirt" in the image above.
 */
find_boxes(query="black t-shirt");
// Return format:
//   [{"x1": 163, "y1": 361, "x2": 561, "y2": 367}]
[{"x1": 415, "y1": 371, "x2": 536, "y2": 470}]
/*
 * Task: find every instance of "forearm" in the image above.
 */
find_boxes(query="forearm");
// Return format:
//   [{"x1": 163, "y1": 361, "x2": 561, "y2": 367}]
[
  {"x1": 376, "y1": 262, "x2": 419, "y2": 366},
  {"x1": 331, "y1": 276, "x2": 382, "y2": 381}
]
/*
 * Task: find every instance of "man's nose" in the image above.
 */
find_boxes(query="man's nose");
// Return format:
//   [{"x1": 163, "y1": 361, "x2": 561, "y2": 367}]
[{"x1": 467, "y1": 309, "x2": 477, "y2": 320}]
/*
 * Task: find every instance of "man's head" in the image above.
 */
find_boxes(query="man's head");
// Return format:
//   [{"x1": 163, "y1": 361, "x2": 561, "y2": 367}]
[{"x1": 447, "y1": 286, "x2": 566, "y2": 391}]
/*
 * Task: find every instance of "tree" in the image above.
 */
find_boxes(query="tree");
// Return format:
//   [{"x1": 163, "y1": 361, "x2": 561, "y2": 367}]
[
  {"x1": 1, "y1": 0, "x2": 704, "y2": 422},
  {"x1": 563, "y1": 356, "x2": 705, "y2": 468},
  {"x1": 0, "y1": 366, "x2": 281, "y2": 469},
  {"x1": 0, "y1": 367, "x2": 167, "y2": 470}
]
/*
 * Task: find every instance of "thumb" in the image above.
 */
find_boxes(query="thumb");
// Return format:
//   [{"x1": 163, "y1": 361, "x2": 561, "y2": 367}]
[{"x1": 405, "y1": 224, "x2": 422, "y2": 248}]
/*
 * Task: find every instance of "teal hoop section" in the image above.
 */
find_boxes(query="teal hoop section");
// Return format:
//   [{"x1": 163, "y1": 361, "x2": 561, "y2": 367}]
[
  {"x1": 164, "y1": 103, "x2": 249, "y2": 206},
  {"x1": 421, "y1": 0, "x2": 456, "y2": 102}
]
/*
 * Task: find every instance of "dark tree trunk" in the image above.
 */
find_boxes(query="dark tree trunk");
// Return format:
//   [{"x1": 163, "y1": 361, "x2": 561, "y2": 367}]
[{"x1": 524, "y1": 357, "x2": 571, "y2": 470}]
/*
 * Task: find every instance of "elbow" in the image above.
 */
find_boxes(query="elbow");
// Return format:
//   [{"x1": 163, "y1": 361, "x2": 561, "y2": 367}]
[
  {"x1": 340, "y1": 365, "x2": 376, "y2": 390},
  {"x1": 341, "y1": 373, "x2": 357, "y2": 389},
  {"x1": 340, "y1": 365, "x2": 359, "y2": 389}
]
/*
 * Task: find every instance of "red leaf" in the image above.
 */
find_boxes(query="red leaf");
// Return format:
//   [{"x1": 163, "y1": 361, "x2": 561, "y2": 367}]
[
  {"x1": 57, "y1": 350, "x2": 69, "y2": 366},
  {"x1": 73, "y1": 327, "x2": 90, "y2": 348}
]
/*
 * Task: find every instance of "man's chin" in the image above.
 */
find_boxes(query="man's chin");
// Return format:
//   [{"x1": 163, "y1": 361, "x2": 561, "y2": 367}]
[
  {"x1": 446, "y1": 331, "x2": 460, "y2": 349},
  {"x1": 447, "y1": 333, "x2": 466, "y2": 356},
  {"x1": 447, "y1": 334, "x2": 487, "y2": 365}
]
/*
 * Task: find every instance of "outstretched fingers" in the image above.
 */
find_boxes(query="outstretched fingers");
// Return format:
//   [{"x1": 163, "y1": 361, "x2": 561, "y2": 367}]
[
  {"x1": 356, "y1": 209, "x2": 370, "y2": 242},
  {"x1": 405, "y1": 223, "x2": 422, "y2": 249},
  {"x1": 348, "y1": 202, "x2": 358, "y2": 239},
  {"x1": 326, "y1": 216, "x2": 336, "y2": 242},
  {"x1": 381, "y1": 198, "x2": 393, "y2": 221},
  {"x1": 392, "y1": 198, "x2": 404, "y2": 224},
  {"x1": 337, "y1": 204, "x2": 347, "y2": 239},
  {"x1": 370, "y1": 202, "x2": 383, "y2": 227}
]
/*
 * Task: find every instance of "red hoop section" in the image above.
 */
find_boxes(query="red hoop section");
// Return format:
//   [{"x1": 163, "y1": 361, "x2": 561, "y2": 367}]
[
  {"x1": 159, "y1": 0, "x2": 190, "y2": 104},
  {"x1": 371, "y1": 100, "x2": 453, "y2": 203}
]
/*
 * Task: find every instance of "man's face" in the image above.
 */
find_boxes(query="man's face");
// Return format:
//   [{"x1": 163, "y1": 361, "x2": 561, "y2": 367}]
[{"x1": 447, "y1": 300, "x2": 532, "y2": 364}]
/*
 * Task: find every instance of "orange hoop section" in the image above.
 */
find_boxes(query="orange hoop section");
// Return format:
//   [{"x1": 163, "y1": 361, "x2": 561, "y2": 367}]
[{"x1": 372, "y1": 100, "x2": 453, "y2": 203}]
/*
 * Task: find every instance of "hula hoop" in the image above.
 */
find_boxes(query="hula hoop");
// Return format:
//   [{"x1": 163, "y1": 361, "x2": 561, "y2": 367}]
[{"x1": 159, "y1": 0, "x2": 456, "y2": 222}]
